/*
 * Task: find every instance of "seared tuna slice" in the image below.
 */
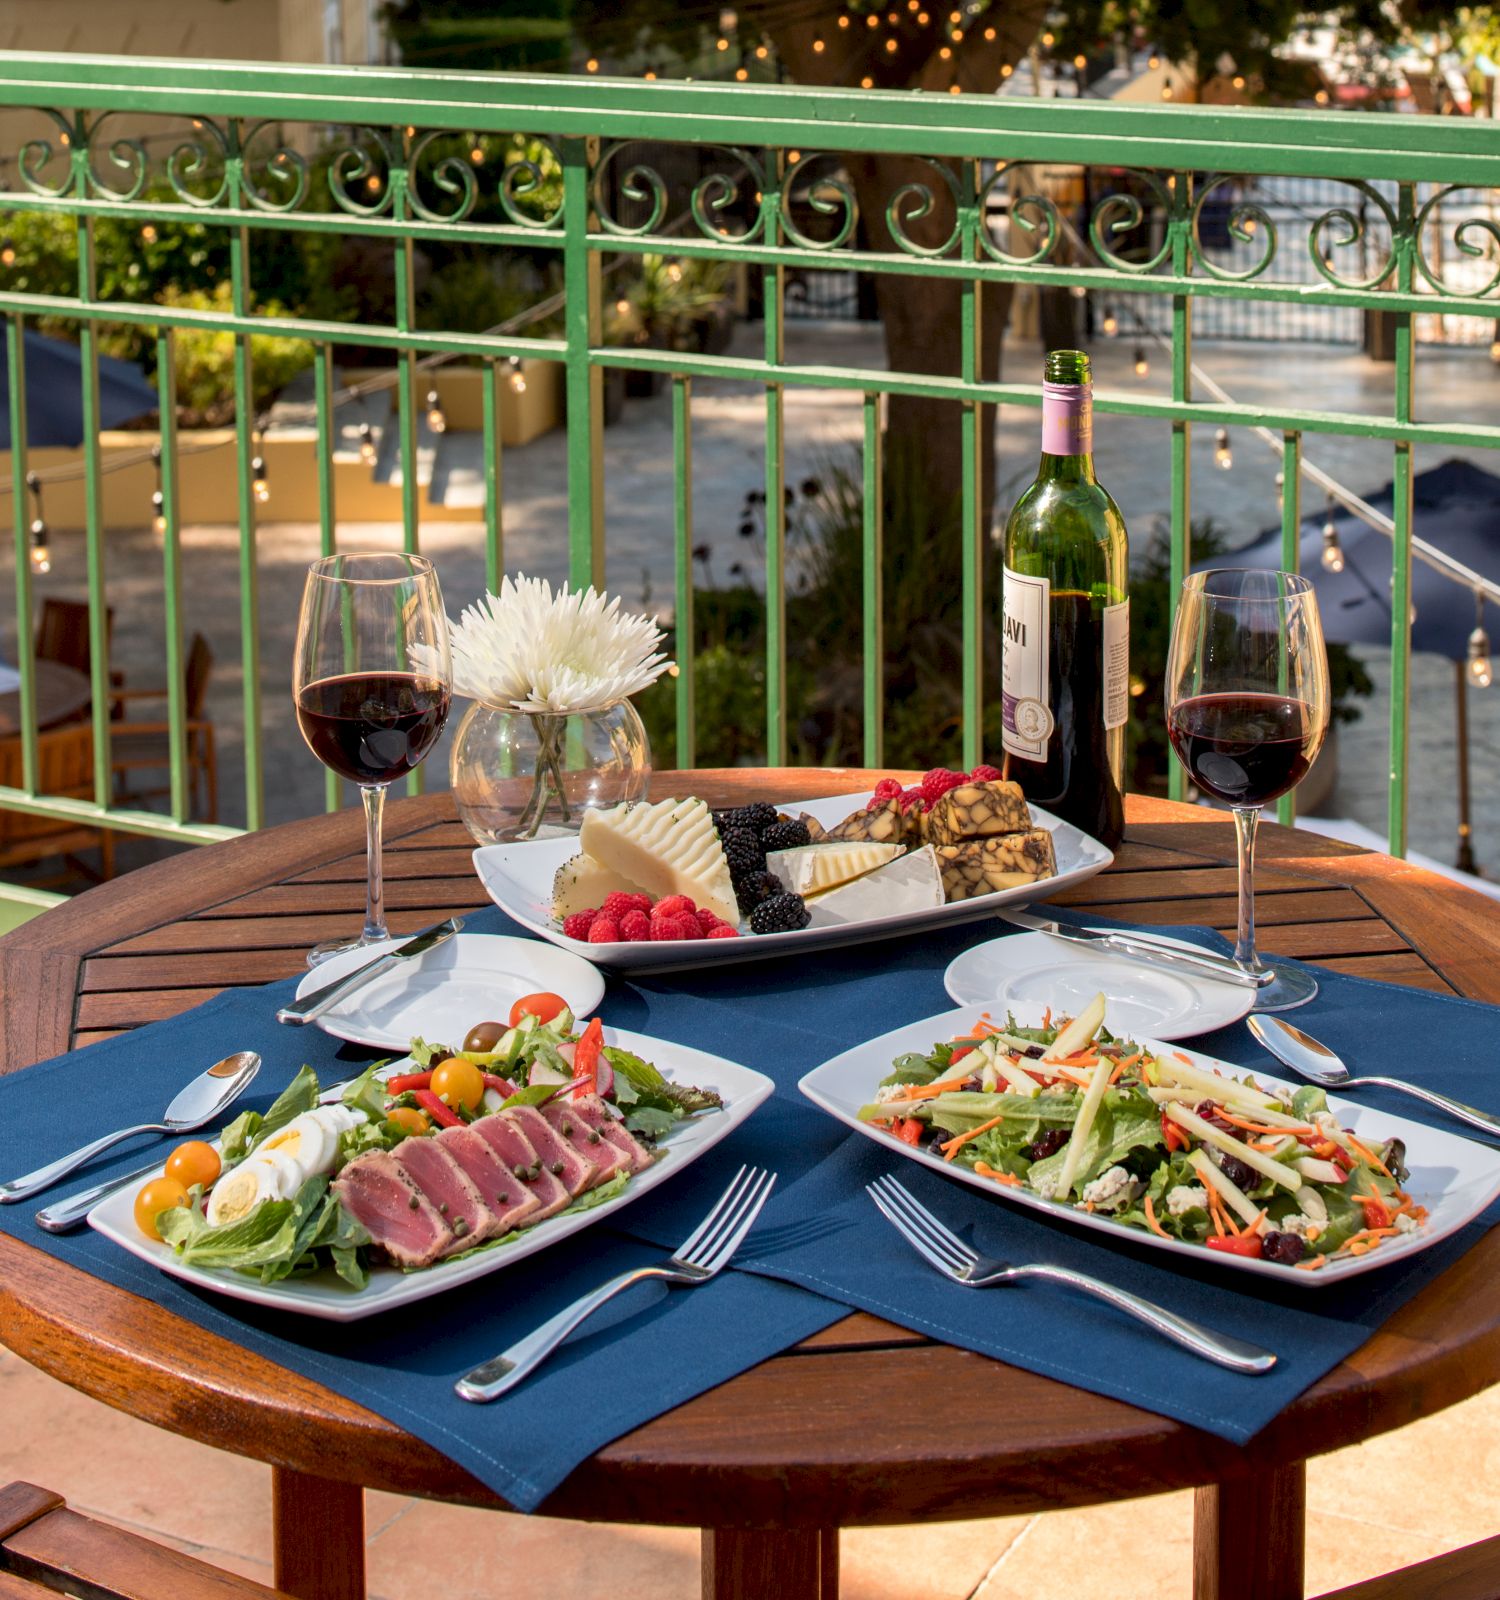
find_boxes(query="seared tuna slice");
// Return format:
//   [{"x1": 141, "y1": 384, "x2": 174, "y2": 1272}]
[
  {"x1": 393, "y1": 1136, "x2": 491, "y2": 1256},
  {"x1": 332, "y1": 1151, "x2": 449, "y2": 1270},
  {"x1": 541, "y1": 1098, "x2": 631, "y2": 1183},
  {"x1": 470, "y1": 1114, "x2": 573, "y2": 1220},
  {"x1": 442, "y1": 1125, "x2": 542, "y2": 1236},
  {"x1": 503, "y1": 1104, "x2": 601, "y2": 1196},
  {"x1": 565, "y1": 1092, "x2": 656, "y2": 1174}
]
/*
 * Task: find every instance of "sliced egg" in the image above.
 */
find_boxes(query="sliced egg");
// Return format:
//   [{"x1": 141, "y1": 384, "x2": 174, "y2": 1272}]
[
  {"x1": 258, "y1": 1113, "x2": 335, "y2": 1179},
  {"x1": 205, "y1": 1159, "x2": 283, "y2": 1227},
  {"x1": 246, "y1": 1143, "x2": 310, "y2": 1197}
]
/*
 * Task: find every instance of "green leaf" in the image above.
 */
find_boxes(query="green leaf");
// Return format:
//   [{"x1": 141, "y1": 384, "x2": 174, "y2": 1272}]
[
  {"x1": 341, "y1": 1062, "x2": 391, "y2": 1122},
  {"x1": 222, "y1": 1066, "x2": 321, "y2": 1166},
  {"x1": 623, "y1": 1105, "x2": 677, "y2": 1141},
  {"x1": 407, "y1": 1036, "x2": 452, "y2": 1069},
  {"x1": 603, "y1": 1046, "x2": 666, "y2": 1090}
]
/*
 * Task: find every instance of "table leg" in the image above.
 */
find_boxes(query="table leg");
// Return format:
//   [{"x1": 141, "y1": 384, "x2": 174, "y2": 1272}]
[
  {"x1": 1193, "y1": 1460, "x2": 1305, "y2": 1600},
  {"x1": 272, "y1": 1465, "x2": 365, "y2": 1600},
  {"x1": 702, "y1": 1526, "x2": 838, "y2": 1600}
]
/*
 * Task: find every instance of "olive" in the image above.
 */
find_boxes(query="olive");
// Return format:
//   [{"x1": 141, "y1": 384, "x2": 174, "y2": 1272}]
[{"x1": 463, "y1": 1020, "x2": 507, "y2": 1053}]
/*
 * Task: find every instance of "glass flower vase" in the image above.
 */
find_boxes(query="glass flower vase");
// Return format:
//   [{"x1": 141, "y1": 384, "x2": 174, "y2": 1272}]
[{"x1": 450, "y1": 698, "x2": 651, "y2": 845}]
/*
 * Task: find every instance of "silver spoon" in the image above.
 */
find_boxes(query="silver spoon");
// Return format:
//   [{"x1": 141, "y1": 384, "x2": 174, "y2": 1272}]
[
  {"x1": 1248, "y1": 1016, "x2": 1500, "y2": 1140},
  {"x1": 0, "y1": 1051, "x2": 261, "y2": 1204}
]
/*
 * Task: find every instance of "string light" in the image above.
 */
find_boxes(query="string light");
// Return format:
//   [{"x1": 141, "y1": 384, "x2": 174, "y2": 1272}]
[
  {"x1": 644, "y1": 68, "x2": 657, "y2": 79},
  {"x1": 838, "y1": 13, "x2": 850, "y2": 26},
  {"x1": 1321, "y1": 501, "x2": 1345, "y2": 573},
  {"x1": 984, "y1": 25, "x2": 996, "y2": 39},
  {"x1": 507, "y1": 356, "x2": 527, "y2": 394},
  {"x1": 1000, "y1": 61, "x2": 1013, "y2": 76},
  {"x1": 1314, "y1": 88, "x2": 1329, "y2": 104},
  {"x1": 615, "y1": 295, "x2": 631, "y2": 316},
  {"x1": 1073, "y1": 52, "x2": 1087, "y2": 68},
  {"x1": 425, "y1": 388, "x2": 448, "y2": 434},
  {"x1": 716, "y1": 36, "x2": 729, "y2": 49},
  {"x1": 952, "y1": 27, "x2": 965, "y2": 41},
  {"x1": 950, "y1": 83, "x2": 962, "y2": 93},
  {"x1": 812, "y1": 35, "x2": 825, "y2": 52},
  {"x1": 755, "y1": 44, "x2": 768, "y2": 58},
  {"x1": 26, "y1": 473, "x2": 49, "y2": 575},
  {"x1": 586, "y1": 57, "x2": 600, "y2": 71},
  {"x1": 1148, "y1": 52, "x2": 1161, "y2": 67},
  {"x1": 861, "y1": 74, "x2": 874, "y2": 87},
  {"x1": 358, "y1": 421, "x2": 377, "y2": 465},
  {"x1": 1469, "y1": 602, "x2": 1494, "y2": 689},
  {"x1": 150, "y1": 444, "x2": 166, "y2": 535},
  {"x1": 1232, "y1": 74, "x2": 1246, "y2": 89},
  {"x1": 939, "y1": 44, "x2": 952, "y2": 57},
  {"x1": 365, "y1": 174, "x2": 381, "y2": 194},
  {"x1": 886, "y1": 36, "x2": 898, "y2": 51},
  {"x1": 1161, "y1": 79, "x2": 1174, "y2": 99},
  {"x1": 1214, "y1": 427, "x2": 1232, "y2": 469},
  {"x1": 867, "y1": 12, "x2": 879, "y2": 25},
  {"x1": 251, "y1": 451, "x2": 270, "y2": 504},
  {"x1": 735, "y1": 66, "x2": 749, "y2": 79},
  {"x1": 1133, "y1": 346, "x2": 1149, "y2": 377},
  {"x1": 470, "y1": 143, "x2": 485, "y2": 165},
  {"x1": 0, "y1": 238, "x2": 14, "y2": 267},
  {"x1": 1041, "y1": 29, "x2": 1055, "y2": 46},
  {"x1": 140, "y1": 223, "x2": 158, "y2": 244},
  {"x1": 1102, "y1": 306, "x2": 1119, "y2": 336},
  {"x1": 918, "y1": 9, "x2": 930, "y2": 22}
]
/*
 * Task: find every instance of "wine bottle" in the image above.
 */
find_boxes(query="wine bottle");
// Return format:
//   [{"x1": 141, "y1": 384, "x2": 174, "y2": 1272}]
[{"x1": 1001, "y1": 349, "x2": 1129, "y2": 850}]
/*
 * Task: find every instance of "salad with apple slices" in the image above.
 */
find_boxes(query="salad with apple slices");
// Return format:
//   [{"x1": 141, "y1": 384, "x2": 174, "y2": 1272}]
[
  {"x1": 135, "y1": 993, "x2": 723, "y2": 1287},
  {"x1": 862, "y1": 995, "x2": 1426, "y2": 1270}
]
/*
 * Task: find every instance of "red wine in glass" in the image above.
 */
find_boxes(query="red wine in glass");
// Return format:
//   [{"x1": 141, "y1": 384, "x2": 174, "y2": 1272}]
[
  {"x1": 296, "y1": 671, "x2": 451, "y2": 787},
  {"x1": 1166, "y1": 693, "x2": 1318, "y2": 808}
]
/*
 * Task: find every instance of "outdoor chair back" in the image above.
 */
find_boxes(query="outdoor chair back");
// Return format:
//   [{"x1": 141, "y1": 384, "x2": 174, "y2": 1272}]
[
  {"x1": 34, "y1": 599, "x2": 112, "y2": 678},
  {"x1": 0, "y1": 723, "x2": 112, "y2": 878}
]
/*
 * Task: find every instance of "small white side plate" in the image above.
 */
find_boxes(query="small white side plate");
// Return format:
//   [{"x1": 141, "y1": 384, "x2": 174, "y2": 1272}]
[
  {"x1": 943, "y1": 930, "x2": 1255, "y2": 1041},
  {"x1": 291, "y1": 933, "x2": 606, "y2": 1050},
  {"x1": 798, "y1": 1005, "x2": 1500, "y2": 1287},
  {"x1": 89, "y1": 1026, "x2": 772, "y2": 1322}
]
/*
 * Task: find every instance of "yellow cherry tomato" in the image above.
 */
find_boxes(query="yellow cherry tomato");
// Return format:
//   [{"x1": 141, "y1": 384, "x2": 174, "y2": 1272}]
[
  {"x1": 431, "y1": 1056, "x2": 485, "y2": 1113},
  {"x1": 165, "y1": 1140, "x2": 221, "y2": 1191},
  {"x1": 386, "y1": 1105, "x2": 431, "y2": 1136},
  {"x1": 134, "y1": 1176, "x2": 190, "y2": 1241}
]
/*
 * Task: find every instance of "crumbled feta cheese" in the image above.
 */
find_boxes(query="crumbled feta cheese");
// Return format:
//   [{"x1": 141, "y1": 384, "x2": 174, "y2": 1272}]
[
  {"x1": 1279, "y1": 1212, "x2": 1315, "y2": 1238},
  {"x1": 874, "y1": 1084, "x2": 908, "y2": 1105},
  {"x1": 1394, "y1": 1212, "x2": 1419, "y2": 1234},
  {"x1": 1080, "y1": 1165, "x2": 1133, "y2": 1209},
  {"x1": 1165, "y1": 1184, "x2": 1209, "y2": 1217},
  {"x1": 1030, "y1": 1172, "x2": 1064, "y2": 1201},
  {"x1": 1265, "y1": 1082, "x2": 1296, "y2": 1109}
]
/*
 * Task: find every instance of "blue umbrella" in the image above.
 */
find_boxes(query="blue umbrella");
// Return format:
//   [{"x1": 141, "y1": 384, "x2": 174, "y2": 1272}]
[
  {"x1": 0, "y1": 329, "x2": 161, "y2": 449},
  {"x1": 1206, "y1": 457, "x2": 1499, "y2": 662}
]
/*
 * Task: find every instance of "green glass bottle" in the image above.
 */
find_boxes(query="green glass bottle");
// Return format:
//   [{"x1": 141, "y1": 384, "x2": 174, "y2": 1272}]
[{"x1": 1001, "y1": 349, "x2": 1129, "y2": 850}]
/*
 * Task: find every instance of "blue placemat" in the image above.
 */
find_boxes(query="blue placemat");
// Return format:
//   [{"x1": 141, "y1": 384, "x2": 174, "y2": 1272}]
[{"x1": 4, "y1": 900, "x2": 1500, "y2": 1502}]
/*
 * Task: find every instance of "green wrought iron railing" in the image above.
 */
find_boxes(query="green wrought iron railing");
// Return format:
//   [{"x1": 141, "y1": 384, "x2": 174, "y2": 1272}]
[{"x1": 2, "y1": 52, "x2": 1500, "y2": 857}]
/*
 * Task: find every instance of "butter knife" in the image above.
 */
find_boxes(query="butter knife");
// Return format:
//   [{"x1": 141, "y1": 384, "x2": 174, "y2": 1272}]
[
  {"x1": 275, "y1": 917, "x2": 464, "y2": 1026},
  {"x1": 997, "y1": 909, "x2": 1273, "y2": 990}
]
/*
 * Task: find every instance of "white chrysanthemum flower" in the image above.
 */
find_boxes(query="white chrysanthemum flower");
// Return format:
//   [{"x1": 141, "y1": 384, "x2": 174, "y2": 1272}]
[{"x1": 444, "y1": 574, "x2": 671, "y2": 715}]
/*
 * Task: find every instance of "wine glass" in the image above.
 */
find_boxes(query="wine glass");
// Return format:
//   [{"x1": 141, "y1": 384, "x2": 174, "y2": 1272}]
[
  {"x1": 294, "y1": 553, "x2": 452, "y2": 966},
  {"x1": 1165, "y1": 569, "x2": 1330, "y2": 1011}
]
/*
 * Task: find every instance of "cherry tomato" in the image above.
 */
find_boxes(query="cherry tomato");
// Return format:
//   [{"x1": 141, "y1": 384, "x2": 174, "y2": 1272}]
[
  {"x1": 507, "y1": 992, "x2": 569, "y2": 1029},
  {"x1": 134, "y1": 1176, "x2": 190, "y2": 1241},
  {"x1": 431, "y1": 1056, "x2": 485, "y2": 1113},
  {"x1": 1205, "y1": 1232, "x2": 1264, "y2": 1258},
  {"x1": 386, "y1": 1105, "x2": 431, "y2": 1136},
  {"x1": 891, "y1": 1117, "x2": 923, "y2": 1146},
  {"x1": 1161, "y1": 1113, "x2": 1187, "y2": 1153},
  {"x1": 462, "y1": 1022, "x2": 507, "y2": 1054},
  {"x1": 165, "y1": 1140, "x2": 221, "y2": 1191}
]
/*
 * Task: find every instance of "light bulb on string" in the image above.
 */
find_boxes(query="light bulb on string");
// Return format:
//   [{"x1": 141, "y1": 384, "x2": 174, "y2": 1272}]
[
  {"x1": 1214, "y1": 427, "x2": 1232, "y2": 469},
  {"x1": 1320, "y1": 500, "x2": 1345, "y2": 572},
  {"x1": 812, "y1": 34, "x2": 825, "y2": 51},
  {"x1": 251, "y1": 453, "x2": 270, "y2": 504},
  {"x1": 151, "y1": 444, "x2": 166, "y2": 535},
  {"x1": 1133, "y1": 346, "x2": 1149, "y2": 377},
  {"x1": 1469, "y1": 624, "x2": 1494, "y2": 689},
  {"x1": 0, "y1": 238, "x2": 15, "y2": 268},
  {"x1": 425, "y1": 388, "x2": 448, "y2": 434},
  {"x1": 508, "y1": 355, "x2": 527, "y2": 394},
  {"x1": 1148, "y1": 52, "x2": 1161, "y2": 67},
  {"x1": 735, "y1": 66, "x2": 749, "y2": 79},
  {"x1": 1102, "y1": 306, "x2": 1118, "y2": 336},
  {"x1": 25, "y1": 473, "x2": 49, "y2": 575},
  {"x1": 838, "y1": 13, "x2": 850, "y2": 27},
  {"x1": 358, "y1": 420, "x2": 377, "y2": 465}
]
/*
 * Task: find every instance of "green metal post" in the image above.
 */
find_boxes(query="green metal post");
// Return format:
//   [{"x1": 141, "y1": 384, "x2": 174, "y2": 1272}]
[
  {"x1": 762, "y1": 152, "x2": 788, "y2": 767},
  {"x1": 391, "y1": 127, "x2": 425, "y2": 796},
  {"x1": 1388, "y1": 189, "x2": 1417, "y2": 859},
  {"x1": 6, "y1": 315, "x2": 37, "y2": 794},
  {"x1": 1167, "y1": 171, "x2": 1193, "y2": 803},
  {"x1": 1276, "y1": 430, "x2": 1302, "y2": 828},
  {"x1": 862, "y1": 391, "x2": 884, "y2": 770},
  {"x1": 672, "y1": 374, "x2": 695, "y2": 770},
  {"x1": 156, "y1": 330, "x2": 188, "y2": 824},
  {"x1": 959, "y1": 158, "x2": 983, "y2": 772},
  {"x1": 314, "y1": 343, "x2": 340, "y2": 814},
  {"x1": 482, "y1": 358, "x2": 504, "y2": 594},
  {"x1": 561, "y1": 135, "x2": 603, "y2": 589}
]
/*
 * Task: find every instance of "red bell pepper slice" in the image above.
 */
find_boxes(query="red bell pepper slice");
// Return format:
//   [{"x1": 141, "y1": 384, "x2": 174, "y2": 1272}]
[
  {"x1": 1206, "y1": 1232, "x2": 1264, "y2": 1258},
  {"x1": 949, "y1": 1044, "x2": 975, "y2": 1067},
  {"x1": 1356, "y1": 1194, "x2": 1392, "y2": 1229},
  {"x1": 385, "y1": 1069, "x2": 434, "y2": 1094},
  {"x1": 572, "y1": 1017, "x2": 604, "y2": 1081},
  {"x1": 482, "y1": 1073, "x2": 515, "y2": 1098},
  {"x1": 1161, "y1": 1112, "x2": 1187, "y2": 1153},
  {"x1": 412, "y1": 1088, "x2": 463, "y2": 1129},
  {"x1": 892, "y1": 1117, "x2": 924, "y2": 1146}
]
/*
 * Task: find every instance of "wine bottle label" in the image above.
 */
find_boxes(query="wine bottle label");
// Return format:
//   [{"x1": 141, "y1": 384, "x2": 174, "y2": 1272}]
[
  {"x1": 1104, "y1": 596, "x2": 1130, "y2": 730},
  {"x1": 1002, "y1": 567, "x2": 1053, "y2": 759},
  {"x1": 1041, "y1": 381, "x2": 1092, "y2": 457}
]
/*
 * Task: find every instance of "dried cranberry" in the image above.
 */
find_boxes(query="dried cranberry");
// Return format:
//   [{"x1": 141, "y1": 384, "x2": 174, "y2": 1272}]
[
  {"x1": 1023, "y1": 1128, "x2": 1070, "y2": 1161},
  {"x1": 1261, "y1": 1230, "x2": 1307, "y2": 1266},
  {"x1": 1194, "y1": 1099, "x2": 1239, "y2": 1136},
  {"x1": 1216, "y1": 1152, "x2": 1256, "y2": 1190},
  {"x1": 961, "y1": 1075, "x2": 983, "y2": 1092}
]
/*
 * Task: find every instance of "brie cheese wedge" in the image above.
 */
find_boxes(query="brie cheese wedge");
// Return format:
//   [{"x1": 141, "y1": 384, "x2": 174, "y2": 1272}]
[
  {"x1": 767, "y1": 841, "x2": 905, "y2": 897},
  {"x1": 802, "y1": 845, "x2": 945, "y2": 927}
]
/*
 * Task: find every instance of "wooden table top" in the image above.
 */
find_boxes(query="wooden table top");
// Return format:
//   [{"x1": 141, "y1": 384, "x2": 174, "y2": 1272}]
[
  {"x1": 0, "y1": 660, "x2": 91, "y2": 738},
  {"x1": 4, "y1": 769, "x2": 1500, "y2": 1532}
]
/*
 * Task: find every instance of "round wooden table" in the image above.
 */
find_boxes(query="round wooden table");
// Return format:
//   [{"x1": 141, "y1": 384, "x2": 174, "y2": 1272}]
[
  {"x1": 4, "y1": 770, "x2": 1500, "y2": 1600},
  {"x1": 0, "y1": 660, "x2": 91, "y2": 737}
]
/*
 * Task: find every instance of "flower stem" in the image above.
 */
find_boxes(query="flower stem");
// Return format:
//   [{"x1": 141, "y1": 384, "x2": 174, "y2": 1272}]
[{"x1": 515, "y1": 713, "x2": 571, "y2": 839}]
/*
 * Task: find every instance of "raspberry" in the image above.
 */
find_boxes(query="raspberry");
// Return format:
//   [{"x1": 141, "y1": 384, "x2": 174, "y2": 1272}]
[
  {"x1": 562, "y1": 910, "x2": 597, "y2": 940},
  {"x1": 588, "y1": 918, "x2": 621, "y2": 943},
  {"x1": 619, "y1": 909, "x2": 651, "y2": 942},
  {"x1": 706, "y1": 923, "x2": 740, "y2": 939},
  {"x1": 649, "y1": 913, "x2": 698, "y2": 941},
  {"x1": 695, "y1": 908, "x2": 722, "y2": 934},
  {"x1": 969, "y1": 763, "x2": 1003, "y2": 783},
  {"x1": 921, "y1": 767, "x2": 965, "y2": 807},
  {"x1": 872, "y1": 777, "x2": 904, "y2": 802},
  {"x1": 898, "y1": 786, "x2": 927, "y2": 812},
  {"x1": 601, "y1": 891, "x2": 647, "y2": 920},
  {"x1": 652, "y1": 894, "x2": 696, "y2": 919}
]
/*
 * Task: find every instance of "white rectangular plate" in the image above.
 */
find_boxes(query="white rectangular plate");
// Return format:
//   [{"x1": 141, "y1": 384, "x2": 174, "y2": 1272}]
[
  {"x1": 473, "y1": 791, "x2": 1113, "y2": 972},
  {"x1": 798, "y1": 1004, "x2": 1500, "y2": 1287},
  {"x1": 88, "y1": 1026, "x2": 773, "y2": 1322}
]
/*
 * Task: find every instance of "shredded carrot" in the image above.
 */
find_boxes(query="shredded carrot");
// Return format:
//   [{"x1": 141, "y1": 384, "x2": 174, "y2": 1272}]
[
  {"x1": 1205, "y1": 1187, "x2": 1227, "y2": 1239},
  {"x1": 1348, "y1": 1226, "x2": 1399, "y2": 1243},
  {"x1": 1048, "y1": 1066, "x2": 1096, "y2": 1088},
  {"x1": 889, "y1": 1074, "x2": 976, "y2": 1102},
  {"x1": 1247, "y1": 1208, "x2": 1267, "y2": 1235},
  {"x1": 1249, "y1": 1139, "x2": 1283, "y2": 1153},
  {"x1": 1219, "y1": 1112, "x2": 1315, "y2": 1136},
  {"x1": 1143, "y1": 1195, "x2": 1171, "y2": 1239},
  {"x1": 1312, "y1": 1140, "x2": 1340, "y2": 1159},
  {"x1": 974, "y1": 1162, "x2": 1023, "y2": 1188},
  {"x1": 1042, "y1": 1006, "x2": 1052, "y2": 1029},
  {"x1": 939, "y1": 1115, "x2": 1006, "y2": 1160},
  {"x1": 1306, "y1": 1225, "x2": 1322, "y2": 1242},
  {"x1": 1296, "y1": 1254, "x2": 1327, "y2": 1271},
  {"x1": 1173, "y1": 1051, "x2": 1193, "y2": 1064},
  {"x1": 1345, "y1": 1133, "x2": 1393, "y2": 1177}
]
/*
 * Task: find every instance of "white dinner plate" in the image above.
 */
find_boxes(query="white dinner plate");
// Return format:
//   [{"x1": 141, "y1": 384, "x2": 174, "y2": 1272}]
[
  {"x1": 89, "y1": 1025, "x2": 772, "y2": 1322},
  {"x1": 291, "y1": 933, "x2": 606, "y2": 1050},
  {"x1": 472, "y1": 790, "x2": 1113, "y2": 973},
  {"x1": 798, "y1": 1004, "x2": 1500, "y2": 1287},
  {"x1": 943, "y1": 930, "x2": 1255, "y2": 1041}
]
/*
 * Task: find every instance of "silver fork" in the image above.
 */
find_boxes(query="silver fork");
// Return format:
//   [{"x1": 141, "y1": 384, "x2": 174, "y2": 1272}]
[
  {"x1": 455, "y1": 1165, "x2": 777, "y2": 1403},
  {"x1": 867, "y1": 1175, "x2": 1277, "y2": 1376}
]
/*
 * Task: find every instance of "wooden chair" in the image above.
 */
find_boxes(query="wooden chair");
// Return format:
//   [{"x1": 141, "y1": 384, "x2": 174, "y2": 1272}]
[
  {"x1": 34, "y1": 599, "x2": 113, "y2": 680},
  {"x1": 0, "y1": 1481, "x2": 295, "y2": 1599},
  {"x1": 109, "y1": 631, "x2": 218, "y2": 822},
  {"x1": 0, "y1": 724, "x2": 113, "y2": 880},
  {"x1": 1313, "y1": 1536, "x2": 1500, "y2": 1599}
]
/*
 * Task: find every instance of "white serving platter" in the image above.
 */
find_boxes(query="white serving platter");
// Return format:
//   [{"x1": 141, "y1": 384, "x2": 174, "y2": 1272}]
[
  {"x1": 797, "y1": 1004, "x2": 1500, "y2": 1287},
  {"x1": 944, "y1": 930, "x2": 1256, "y2": 1042},
  {"x1": 472, "y1": 790, "x2": 1113, "y2": 972},
  {"x1": 89, "y1": 1025, "x2": 772, "y2": 1321},
  {"x1": 291, "y1": 933, "x2": 606, "y2": 1051}
]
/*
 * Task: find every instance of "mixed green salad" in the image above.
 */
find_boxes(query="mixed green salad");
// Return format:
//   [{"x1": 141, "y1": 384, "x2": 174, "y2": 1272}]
[{"x1": 861, "y1": 996, "x2": 1426, "y2": 1269}]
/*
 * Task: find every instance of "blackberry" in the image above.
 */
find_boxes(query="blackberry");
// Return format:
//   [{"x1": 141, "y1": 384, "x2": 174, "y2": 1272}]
[
  {"x1": 720, "y1": 827, "x2": 766, "y2": 878},
  {"x1": 734, "y1": 871, "x2": 781, "y2": 914},
  {"x1": 749, "y1": 892, "x2": 811, "y2": 935},
  {"x1": 719, "y1": 801, "x2": 778, "y2": 836},
  {"x1": 761, "y1": 819, "x2": 811, "y2": 853}
]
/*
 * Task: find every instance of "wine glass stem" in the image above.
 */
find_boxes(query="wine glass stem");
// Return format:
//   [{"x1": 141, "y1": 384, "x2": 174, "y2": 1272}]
[
  {"x1": 1231, "y1": 804, "x2": 1262, "y2": 972},
  {"x1": 361, "y1": 783, "x2": 388, "y2": 945}
]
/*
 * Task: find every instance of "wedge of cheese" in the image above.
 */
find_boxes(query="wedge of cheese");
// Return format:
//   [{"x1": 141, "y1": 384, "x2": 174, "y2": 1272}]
[
  {"x1": 803, "y1": 845, "x2": 945, "y2": 927},
  {"x1": 552, "y1": 853, "x2": 649, "y2": 920},
  {"x1": 927, "y1": 781, "x2": 1032, "y2": 845},
  {"x1": 826, "y1": 798, "x2": 906, "y2": 846},
  {"x1": 768, "y1": 841, "x2": 905, "y2": 898},
  {"x1": 935, "y1": 830, "x2": 1058, "y2": 901},
  {"x1": 579, "y1": 797, "x2": 738, "y2": 925}
]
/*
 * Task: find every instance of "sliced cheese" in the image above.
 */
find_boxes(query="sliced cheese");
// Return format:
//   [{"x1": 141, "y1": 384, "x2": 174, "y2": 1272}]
[
  {"x1": 767, "y1": 841, "x2": 905, "y2": 897},
  {"x1": 551, "y1": 852, "x2": 648, "y2": 920},
  {"x1": 802, "y1": 845, "x2": 945, "y2": 928},
  {"x1": 579, "y1": 797, "x2": 738, "y2": 924}
]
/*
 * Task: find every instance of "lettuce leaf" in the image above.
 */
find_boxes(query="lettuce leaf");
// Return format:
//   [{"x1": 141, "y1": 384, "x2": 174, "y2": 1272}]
[
  {"x1": 220, "y1": 1065, "x2": 320, "y2": 1167},
  {"x1": 340, "y1": 1061, "x2": 392, "y2": 1122}
]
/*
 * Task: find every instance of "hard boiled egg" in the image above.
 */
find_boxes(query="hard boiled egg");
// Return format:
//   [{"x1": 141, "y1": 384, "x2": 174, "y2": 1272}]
[
  {"x1": 205, "y1": 1158, "x2": 284, "y2": 1227},
  {"x1": 257, "y1": 1112, "x2": 336, "y2": 1181}
]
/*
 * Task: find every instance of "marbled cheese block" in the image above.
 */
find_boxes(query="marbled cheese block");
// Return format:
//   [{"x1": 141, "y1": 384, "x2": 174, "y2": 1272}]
[
  {"x1": 804, "y1": 845, "x2": 946, "y2": 927},
  {"x1": 935, "y1": 830, "x2": 1058, "y2": 901},
  {"x1": 826, "y1": 798, "x2": 906, "y2": 846},
  {"x1": 578, "y1": 797, "x2": 738, "y2": 924},
  {"x1": 768, "y1": 841, "x2": 905, "y2": 897},
  {"x1": 926, "y1": 781, "x2": 1032, "y2": 845},
  {"x1": 551, "y1": 853, "x2": 648, "y2": 920}
]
